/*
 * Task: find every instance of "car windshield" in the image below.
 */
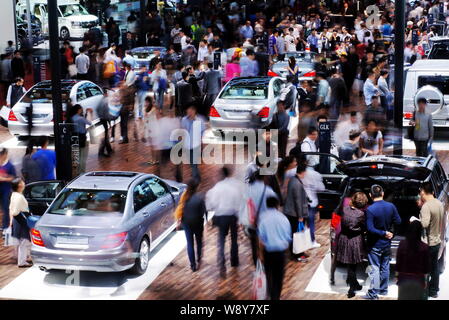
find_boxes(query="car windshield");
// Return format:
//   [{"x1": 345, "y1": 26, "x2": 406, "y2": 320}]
[
  {"x1": 21, "y1": 87, "x2": 71, "y2": 104},
  {"x1": 418, "y1": 76, "x2": 449, "y2": 95},
  {"x1": 220, "y1": 85, "x2": 268, "y2": 100},
  {"x1": 48, "y1": 189, "x2": 127, "y2": 216},
  {"x1": 60, "y1": 4, "x2": 89, "y2": 17}
]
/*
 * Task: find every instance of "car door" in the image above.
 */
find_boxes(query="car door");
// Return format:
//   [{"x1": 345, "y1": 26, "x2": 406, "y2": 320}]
[
  {"x1": 146, "y1": 177, "x2": 176, "y2": 241},
  {"x1": 431, "y1": 162, "x2": 449, "y2": 261},
  {"x1": 131, "y1": 179, "x2": 158, "y2": 245},
  {"x1": 24, "y1": 181, "x2": 65, "y2": 215},
  {"x1": 302, "y1": 152, "x2": 347, "y2": 217},
  {"x1": 85, "y1": 84, "x2": 104, "y2": 120}
]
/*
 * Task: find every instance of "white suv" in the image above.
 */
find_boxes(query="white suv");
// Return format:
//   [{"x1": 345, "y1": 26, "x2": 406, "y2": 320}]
[
  {"x1": 403, "y1": 59, "x2": 449, "y2": 128},
  {"x1": 16, "y1": 0, "x2": 99, "y2": 40}
]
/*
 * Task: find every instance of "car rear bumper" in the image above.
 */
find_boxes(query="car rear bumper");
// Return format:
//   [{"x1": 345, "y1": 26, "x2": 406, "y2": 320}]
[
  {"x1": 210, "y1": 117, "x2": 270, "y2": 131},
  {"x1": 31, "y1": 244, "x2": 135, "y2": 272},
  {"x1": 8, "y1": 122, "x2": 54, "y2": 137}
]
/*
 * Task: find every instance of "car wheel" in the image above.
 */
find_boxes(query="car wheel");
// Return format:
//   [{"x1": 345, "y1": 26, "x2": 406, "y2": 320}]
[
  {"x1": 130, "y1": 237, "x2": 150, "y2": 275},
  {"x1": 60, "y1": 27, "x2": 70, "y2": 40},
  {"x1": 439, "y1": 246, "x2": 446, "y2": 274}
]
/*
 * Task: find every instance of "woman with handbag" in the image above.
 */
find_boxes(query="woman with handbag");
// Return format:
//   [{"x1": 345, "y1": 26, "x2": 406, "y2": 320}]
[
  {"x1": 336, "y1": 191, "x2": 368, "y2": 298},
  {"x1": 8, "y1": 178, "x2": 32, "y2": 268},
  {"x1": 174, "y1": 179, "x2": 207, "y2": 272}
]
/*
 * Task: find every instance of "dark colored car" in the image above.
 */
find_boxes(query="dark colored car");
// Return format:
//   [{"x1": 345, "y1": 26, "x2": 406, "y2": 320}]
[
  {"x1": 303, "y1": 152, "x2": 448, "y2": 271},
  {"x1": 16, "y1": 15, "x2": 44, "y2": 49}
]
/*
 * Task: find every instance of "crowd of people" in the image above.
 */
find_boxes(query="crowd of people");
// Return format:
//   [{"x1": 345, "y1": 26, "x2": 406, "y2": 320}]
[{"x1": 0, "y1": 0, "x2": 447, "y2": 300}]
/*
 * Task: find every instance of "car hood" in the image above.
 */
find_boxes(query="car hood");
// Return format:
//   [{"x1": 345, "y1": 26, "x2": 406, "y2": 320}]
[
  {"x1": 66, "y1": 15, "x2": 98, "y2": 22},
  {"x1": 37, "y1": 212, "x2": 124, "y2": 230},
  {"x1": 337, "y1": 156, "x2": 431, "y2": 180}
]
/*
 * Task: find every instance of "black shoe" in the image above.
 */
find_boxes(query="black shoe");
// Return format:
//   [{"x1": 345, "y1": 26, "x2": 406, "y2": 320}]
[
  {"x1": 429, "y1": 293, "x2": 438, "y2": 298},
  {"x1": 347, "y1": 290, "x2": 356, "y2": 298},
  {"x1": 354, "y1": 283, "x2": 363, "y2": 291},
  {"x1": 191, "y1": 265, "x2": 197, "y2": 272},
  {"x1": 98, "y1": 153, "x2": 111, "y2": 158},
  {"x1": 330, "y1": 278, "x2": 335, "y2": 286},
  {"x1": 219, "y1": 268, "x2": 226, "y2": 279}
]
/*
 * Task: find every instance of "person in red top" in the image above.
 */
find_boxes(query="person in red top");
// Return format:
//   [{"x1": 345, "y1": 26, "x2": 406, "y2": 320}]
[{"x1": 63, "y1": 41, "x2": 74, "y2": 65}]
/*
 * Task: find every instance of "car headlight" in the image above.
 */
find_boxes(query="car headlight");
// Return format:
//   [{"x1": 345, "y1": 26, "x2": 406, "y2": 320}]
[{"x1": 72, "y1": 21, "x2": 82, "y2": 28}]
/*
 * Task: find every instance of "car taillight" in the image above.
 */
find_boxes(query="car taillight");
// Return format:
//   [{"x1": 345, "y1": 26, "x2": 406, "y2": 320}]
[
  {"x1": 370, "y1": 164, "x2": 378, "y2": 169},
  {"x1": 8, "y1": 110, "x2": 18, "y2": 121},
  {"x1": 267, "y1": 70, "x2": 279, "y2": 77},
  {"x1": 30, "y1": 228, "x2": 45, "y2": 247},
  {"x1": 209, "y1": 105, "x2": 220, "y2": 117},
  {"x1": 101, "y1": 232, "x2": 127, "y2": 249},
  {"x1": 403, "y1": 112, "x2": 413, "y2": 119},
  {"x1": 257, "y1": 107, "x2": 270, "y2": 118},
  {"x1": 303, "y1": 70, "x2": 316, "y2": 77}
]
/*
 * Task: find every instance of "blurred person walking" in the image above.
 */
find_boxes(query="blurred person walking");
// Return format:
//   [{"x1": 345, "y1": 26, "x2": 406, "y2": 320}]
[
  {"x1": 11, "y1": 51, "x2": 25, "y2": 79},
  {"x1": 270, "y1": 100, "x2": 290, "y2": 159},
  {"x1": 0, "y1": 148, "x2": 16, "y2": 231},
  {"x1": 75, "y1": 47, "x2": 90, "y2": 80},
  {"x1": 202, "y1": 62, "x2": 222, "y2": 116},
  {"x1": 283, "y1": 163, "x2": 310, "y2": 262},
  {"x1": 175, "y1": 179, "x2": 207, "y2": 272},
  {"x1": 176, "y1": 71, "x2": 193, "y2": 116},
  {"x1": 150, "y1": 62, "x2": 168, "y2": 110},
  {"x1": 336, "y1": 192, "x2": 368, "y2": 298},
  {"x1": 419, "y1": 182, "x2": 444, "y2": 298},
  {"x1": 258, "y1": 196, "x2": 292, "y2": 300},
  {"x1": 32, "y1": 137, "x2": 56, "y2": 180},
  {"x1": 8, "y1": 178, "x2": 32, "y2": 268},
  {"x1": 206, "y1": 167, "x2": 245, "y2": 278},
  {"x1": 97, "y1": 92, "x2": 114, "y2": 158},
  {"x1": 396, "y1": 220, "x2": 430, "y2": 300},
  {"x1": 21, "y1": 141, "x2": 40, "y2": 184},
  {"x1": 181, "y1": 105, "x2": 205, "y2": 182}
]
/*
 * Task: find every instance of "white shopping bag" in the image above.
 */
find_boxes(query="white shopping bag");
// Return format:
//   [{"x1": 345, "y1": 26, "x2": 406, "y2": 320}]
[
  {"x1": 293, "y1": 222, "x2": 313, "y2": 254},
  {"x1": 252, "y1": 259, "x2": 267, "y2": 300},
  {"x1": 68, "y1": 64, "x2": 77, "y2": 78},
  {"x1": 3, "y1": 227, "x2": 17, "y2": 247}
]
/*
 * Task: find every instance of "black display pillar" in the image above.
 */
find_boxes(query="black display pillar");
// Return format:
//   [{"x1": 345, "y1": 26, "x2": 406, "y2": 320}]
[
  {"x1": 48, "y1": 0, "x2": 72, "y2": 181},
  {"x1": 393, "y1": 0, "x2": 405, "y2": 156}
]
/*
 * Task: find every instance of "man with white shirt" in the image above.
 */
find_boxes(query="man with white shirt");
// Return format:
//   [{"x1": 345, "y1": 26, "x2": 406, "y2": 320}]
[
  {"x1": 284, "y1": 28, "x2": 296, "y2": 52},
  {"x1": 123, "y1": 62, "x2": 136, "y2": 87},
  {"x1": 122, "y1": 50, "x2": 136, "y2": 69},
  {"x1": 180, "y1": 31, "x2": 188, "y2": 50},
  {"x1": 75, "y1": 47, "x2": 90, "y2": 80},
  {"x1": 206, "y1": 166, "x2": 245, "y2": 278},
  {"x1": 197, "y1": 40, "x2": 209, "y2": 62},
  {"x1": 301, "y1": 127, "x2": 319, "y2": 167},
  {"x1": 333, "y1": 111, "x2": 362, "y2": 148}
]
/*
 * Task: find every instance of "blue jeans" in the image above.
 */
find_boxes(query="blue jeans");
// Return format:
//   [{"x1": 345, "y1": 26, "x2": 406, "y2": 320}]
[
  {"x1": 307, "y1": 207, "x2": 317, "y2": 242},
  {"x1": 183, "y1": 224, "x2": 203, "y2": 269},
  {"x1": 136, "y1": 91, "x2": 147, "y2": 118},
  {"x1": 156, "y1": 88, "x2": 165, "y2": 110},
  {"x1": 367, "y1": 246, "x2": 391, "y2": 298}
]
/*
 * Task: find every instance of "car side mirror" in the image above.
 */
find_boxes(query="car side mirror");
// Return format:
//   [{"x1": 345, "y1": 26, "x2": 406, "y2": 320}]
[{"x1": 171, "y1": 186, "x2": 180, "y2": 195}]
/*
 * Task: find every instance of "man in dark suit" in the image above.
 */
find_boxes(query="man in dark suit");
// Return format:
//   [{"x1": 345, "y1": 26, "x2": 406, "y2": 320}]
[
  {"x1": 11, "y1": 51, "x2": 25, "y2": 80},
  {"x1": 202, "y1": 62, "x2": 222, "y2": 117},
  {"x1": 175, "y1": 71, "x2": 193, "y2": 116}
]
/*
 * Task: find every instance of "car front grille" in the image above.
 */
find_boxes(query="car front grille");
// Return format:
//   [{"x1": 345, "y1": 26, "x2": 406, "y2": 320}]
[{"x1": 81, "y1": 21, "x2": 98, "y2": 29}]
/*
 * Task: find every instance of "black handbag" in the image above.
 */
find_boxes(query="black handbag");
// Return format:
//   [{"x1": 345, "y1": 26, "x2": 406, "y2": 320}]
[{"x1": 14, "y1": 211, "x2": 31, "y2": 228}]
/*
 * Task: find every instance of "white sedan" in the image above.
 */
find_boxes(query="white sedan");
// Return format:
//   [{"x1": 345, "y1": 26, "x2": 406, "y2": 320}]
[{"x1": 6, "y1": 80, "x2": 104, "y2": 137}]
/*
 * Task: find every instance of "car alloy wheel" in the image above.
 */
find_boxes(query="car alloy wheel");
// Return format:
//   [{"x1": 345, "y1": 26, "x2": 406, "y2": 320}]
[
  {"x1": 60, "y1": 28, "x2": 70, "y2": 40},
  {"x1": 139, "y1": 238, "x2": 150, "y2": 271}
]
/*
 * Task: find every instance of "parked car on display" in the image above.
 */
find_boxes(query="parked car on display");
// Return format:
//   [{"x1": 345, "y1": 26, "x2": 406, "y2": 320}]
[
  {"x1": 308, "y1": 152, "x2": 448, "y2": 270},
  {"x1": 130, "y1": 46, "x2": 167, "y2": 70},
  {"x1": 268, "y1": 51, "x2": 317, "y2": 80},
  {"x1": 7, "y1": 80, "x2": 103, "y2": 137},
  {"x1": 16, "y1": 0, "x2": 99, "y2": 40},
  {"x1": 30, "y1": 171, "x2": 186, "y2": 274},
  {"x1": 209, "y1": 76, "x2": 285, "y2": 135},
  {"x1": 403, "y1": 60, "x2": 449, "y2": 129},
  {"x1": 16, "y1": 15, "x2": 44, "y2": 49}
]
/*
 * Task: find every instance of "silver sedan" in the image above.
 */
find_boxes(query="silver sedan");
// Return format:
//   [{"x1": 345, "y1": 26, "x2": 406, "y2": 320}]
[
  {"x1": 210, "y1": 76, "x2": 285, "y2": 135},
  {"x1": 30, "y1": 171, "x2": 186, "y2": 274}
]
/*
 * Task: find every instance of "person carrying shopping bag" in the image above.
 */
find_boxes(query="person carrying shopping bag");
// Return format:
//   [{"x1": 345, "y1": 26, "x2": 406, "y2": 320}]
[{"x1": 8, "y1": 178, "x2": 32, "y2": 268}]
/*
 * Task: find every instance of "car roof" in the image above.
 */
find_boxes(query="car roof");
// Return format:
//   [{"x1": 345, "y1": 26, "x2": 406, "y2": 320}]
[
  {"x1": 66, "y1": 171, "x2": 148, "y2": 191},
  {"x1": 429, "y1": 36, "x2": 449, "y2": 42},
  {"x1": 339, "y1": 155, "x2": 434, "y2": 181},
  {"x1": 33, "y1": 80, "x2": 79, "y2": 91},
  {"x1": 227, "y1": 77, "x2": 276, "y2": 86},
  {"x1": 131, "y1": 46, "x2": 166, "y2": 53},
  {"x1": 408, "y1": 59, "x2": 449, "y2": 71}
]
